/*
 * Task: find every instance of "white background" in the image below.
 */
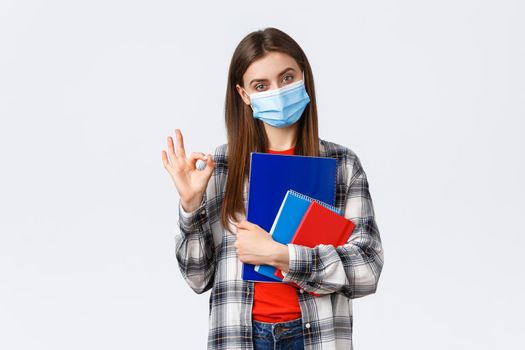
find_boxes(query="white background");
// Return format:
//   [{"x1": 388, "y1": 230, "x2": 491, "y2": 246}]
[{"x1": 1, "y1": 0, "x2": 524, "y2": 349}]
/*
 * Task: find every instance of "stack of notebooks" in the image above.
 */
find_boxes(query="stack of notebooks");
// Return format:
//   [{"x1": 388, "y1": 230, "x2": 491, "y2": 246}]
[
  {"x1": 255, "y1": 189, "x2": 356, "y2": 281},
  {"x1": 242, "y1": 152, "x2": 356, "y2": 286}
]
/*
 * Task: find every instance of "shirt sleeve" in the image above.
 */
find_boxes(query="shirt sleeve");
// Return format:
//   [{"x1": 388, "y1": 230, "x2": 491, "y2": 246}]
[
  {"x1": 175, "y1": 188, "x2": 216, "y2": 295},
  {"x1": 179, "y1": 195, "x2": 206, "y2": 222},
  {"x1": 281, "y1": 154, "x2": 384, "y2": 299}
]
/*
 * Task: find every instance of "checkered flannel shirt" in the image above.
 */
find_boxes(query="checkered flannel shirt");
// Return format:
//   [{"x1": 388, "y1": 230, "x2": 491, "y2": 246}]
[{"x1": 175, "y1": 138, "x2": 384, "y2": 350}]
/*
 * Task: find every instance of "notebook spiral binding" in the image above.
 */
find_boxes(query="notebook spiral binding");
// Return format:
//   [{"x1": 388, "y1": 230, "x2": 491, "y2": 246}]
[{"x1": 287, "y1": 189, "x2": 341, "y2": 214}]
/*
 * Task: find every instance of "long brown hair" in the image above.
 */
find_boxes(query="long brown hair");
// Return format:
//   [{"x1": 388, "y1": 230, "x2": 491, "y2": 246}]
[{"x1": 221, "y1": 27, "x2": 320, "y2": 229}]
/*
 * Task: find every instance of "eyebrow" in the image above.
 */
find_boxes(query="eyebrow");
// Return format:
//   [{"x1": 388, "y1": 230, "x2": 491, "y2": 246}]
[{"x1": 249, "y1": 67, "x2": 297, "y2": 86}]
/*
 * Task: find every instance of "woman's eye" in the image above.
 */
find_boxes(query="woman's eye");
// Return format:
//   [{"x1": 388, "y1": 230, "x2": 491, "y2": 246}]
[
  {"x1": 253, "y1": 75, "x2": 293, "y2": 91},
  {"x1": 282, "y1": 75, "x2": 294, "y2": 83}
]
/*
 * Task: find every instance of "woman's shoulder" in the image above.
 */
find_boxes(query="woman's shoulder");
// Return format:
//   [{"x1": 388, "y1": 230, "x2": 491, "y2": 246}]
[
  {"x1": 211, "y1": 143, "x2": 229, "y2": 164},
  {"x1": 319, "y1": 138, "x2": 366, "y2": 181},
  {"x1": 319, "y1": 138, "x2": 359, "y2": 162},
  {"x1": 213, "y1": 143, "x2": 228, "y2": 155},
  {"x1": 214, "y1": 143, "x2": 228, "y2": 153}
]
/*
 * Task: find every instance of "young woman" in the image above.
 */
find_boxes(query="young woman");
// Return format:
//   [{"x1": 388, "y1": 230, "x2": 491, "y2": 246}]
[{"x1": 162, "y1": 27, "x2": 384, "y2": 350}]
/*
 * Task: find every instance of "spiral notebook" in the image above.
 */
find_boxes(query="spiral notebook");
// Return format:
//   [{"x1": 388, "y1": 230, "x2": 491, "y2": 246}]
[
  {"x1": 254, "y1": 189, "x2": 342, "y2": 281},
  {"x1": 242, "y1": 152, "x2": 337, "y2": 282},
  {"x1": 273, "y1": 198, "x2": 356, "y2": 280}
]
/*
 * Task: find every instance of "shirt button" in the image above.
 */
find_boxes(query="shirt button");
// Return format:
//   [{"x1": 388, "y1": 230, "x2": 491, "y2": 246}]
[
  {"x1": 305, "y1": 323, "x2": 311, "y2": 329},
  {"x1": 299, "y1": 288, "x2": 304, "y2": 294}
]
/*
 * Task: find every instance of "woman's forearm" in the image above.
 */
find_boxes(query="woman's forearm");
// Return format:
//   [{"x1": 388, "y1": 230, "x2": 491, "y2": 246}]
[{"x1": 269, "y1": 242, "x2": 290, "y2": 273}]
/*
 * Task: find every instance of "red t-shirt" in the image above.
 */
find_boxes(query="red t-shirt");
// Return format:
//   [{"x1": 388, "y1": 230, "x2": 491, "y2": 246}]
[{"x1": 251, "y1": 145, "x2": 302, "y2": 323}]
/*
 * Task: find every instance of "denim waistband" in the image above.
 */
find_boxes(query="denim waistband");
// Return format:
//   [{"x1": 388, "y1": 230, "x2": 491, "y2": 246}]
[
  {"x1": 252, "y1": 317, "x2": 302, "y2": 328},
  {"x1": 252, "y1": 317, "x2": 303, "y2": 341}
]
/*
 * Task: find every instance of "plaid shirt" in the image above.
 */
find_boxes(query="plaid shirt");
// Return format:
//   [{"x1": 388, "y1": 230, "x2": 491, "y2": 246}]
[{"x1": 175, "y1": 138, "x2": 384, "y2": 350}]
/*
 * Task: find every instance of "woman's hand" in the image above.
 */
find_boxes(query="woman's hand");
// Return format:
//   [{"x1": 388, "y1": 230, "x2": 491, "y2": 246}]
[
  {"x1": 233, "y1": 219, "x2": 290, "y2": 272},
  {"x1": 161, "y1": 128, "x2": 215, "y2": 212}
]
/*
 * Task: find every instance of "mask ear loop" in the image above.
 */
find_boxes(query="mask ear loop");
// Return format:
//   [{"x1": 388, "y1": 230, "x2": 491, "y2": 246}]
[{"x1": 240, "y1": 86, "x2": 254, "y2": 110}]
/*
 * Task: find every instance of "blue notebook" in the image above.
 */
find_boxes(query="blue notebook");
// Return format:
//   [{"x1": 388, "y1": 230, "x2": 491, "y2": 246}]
[
  {"x1": 254, "y1": 189, "x2": 342, "y2": 281},
  {"x1": 242, "y1": 152, "x2": 337, "y2": 282}
]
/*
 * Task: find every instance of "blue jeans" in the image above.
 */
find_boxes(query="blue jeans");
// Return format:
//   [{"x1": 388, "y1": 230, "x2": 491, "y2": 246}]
[{"x1": 252, "y1": 317, "x2": 305, "y2": 350}]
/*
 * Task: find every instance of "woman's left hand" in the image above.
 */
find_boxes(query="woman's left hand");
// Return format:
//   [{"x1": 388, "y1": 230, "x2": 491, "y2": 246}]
[{"x1": 233, "y1": 219, "x2": 287, "y2": 267}]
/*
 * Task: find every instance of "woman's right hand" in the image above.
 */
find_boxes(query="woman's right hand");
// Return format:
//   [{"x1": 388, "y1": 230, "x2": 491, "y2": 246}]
[{"x1": 162, "y1": 128, "x2": 215, "y2": 212}]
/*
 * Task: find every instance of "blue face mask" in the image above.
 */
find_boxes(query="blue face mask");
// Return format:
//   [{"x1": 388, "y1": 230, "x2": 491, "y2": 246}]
[{"x1": 242, "y1": 72, "x2": 310, "y2": 128}]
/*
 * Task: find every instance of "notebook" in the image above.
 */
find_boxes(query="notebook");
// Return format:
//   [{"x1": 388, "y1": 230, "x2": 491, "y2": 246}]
[
  {"x1": 254, "y1": 189, "x2": 342, "y2": 281},
  {"x1": 242, "y1": 152, "x2": 337, "y2": 282},
  {"x1": 273, "y1": 199, "x2": 356, "y2": 280}
]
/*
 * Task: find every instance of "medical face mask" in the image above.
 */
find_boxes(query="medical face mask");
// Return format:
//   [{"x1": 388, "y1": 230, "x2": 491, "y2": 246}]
[{"x1": 241, "y1": 72, "x2": 310, "y2": 128}]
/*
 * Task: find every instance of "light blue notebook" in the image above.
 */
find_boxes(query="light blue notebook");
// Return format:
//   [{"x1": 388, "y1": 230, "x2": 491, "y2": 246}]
[{"x1": 254, "y1": 189, "x2": 342, "y2": 281}]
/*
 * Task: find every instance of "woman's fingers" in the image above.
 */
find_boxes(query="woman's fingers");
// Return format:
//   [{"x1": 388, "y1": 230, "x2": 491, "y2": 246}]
[
  {"x1": 204, "y1": 153, "x2": 215, "y2": 174},
  {"x1": 235, "y1": 219, "x2": 253, "y2": 229},
  {"x1": 175, "y1": 128, "x2": 186, "y2": 160},
  {"x1": 161, "y1": 150, "x2": 171, "y2": 170},
  {"x1": 165, "y1": 128, "x2": 188, "y2": 169},
  {"x1": 188, "y1": 152, "x2": 214, "y2": 172},
  {"x1": 188, "y1": 152, "x2": 207, "y2": 171},
  {"x1": 162, "y1": 129, "x2": 215, "y2": 192},
  {"x1": 166, "y1": 135, "x2": 177, "y2": 167}
]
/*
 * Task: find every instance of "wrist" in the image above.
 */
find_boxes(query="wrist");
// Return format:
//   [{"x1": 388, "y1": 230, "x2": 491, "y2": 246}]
[
  {"x1": 181, "y1": 193, "x2": 204, "y2": 212},
  {"x1": 270, "y1": 242, "x2": 290, "y2": 273}
]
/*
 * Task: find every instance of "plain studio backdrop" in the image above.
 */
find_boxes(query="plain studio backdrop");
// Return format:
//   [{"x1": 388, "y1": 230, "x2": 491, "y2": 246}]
[{"x1": 1, "y1": 1, "x2": 524, "y2": 349}]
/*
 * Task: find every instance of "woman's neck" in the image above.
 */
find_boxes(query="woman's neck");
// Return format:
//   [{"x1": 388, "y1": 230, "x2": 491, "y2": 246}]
[{"x1": 263, "y1": 122, "x2": 298, "y2": 151}]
